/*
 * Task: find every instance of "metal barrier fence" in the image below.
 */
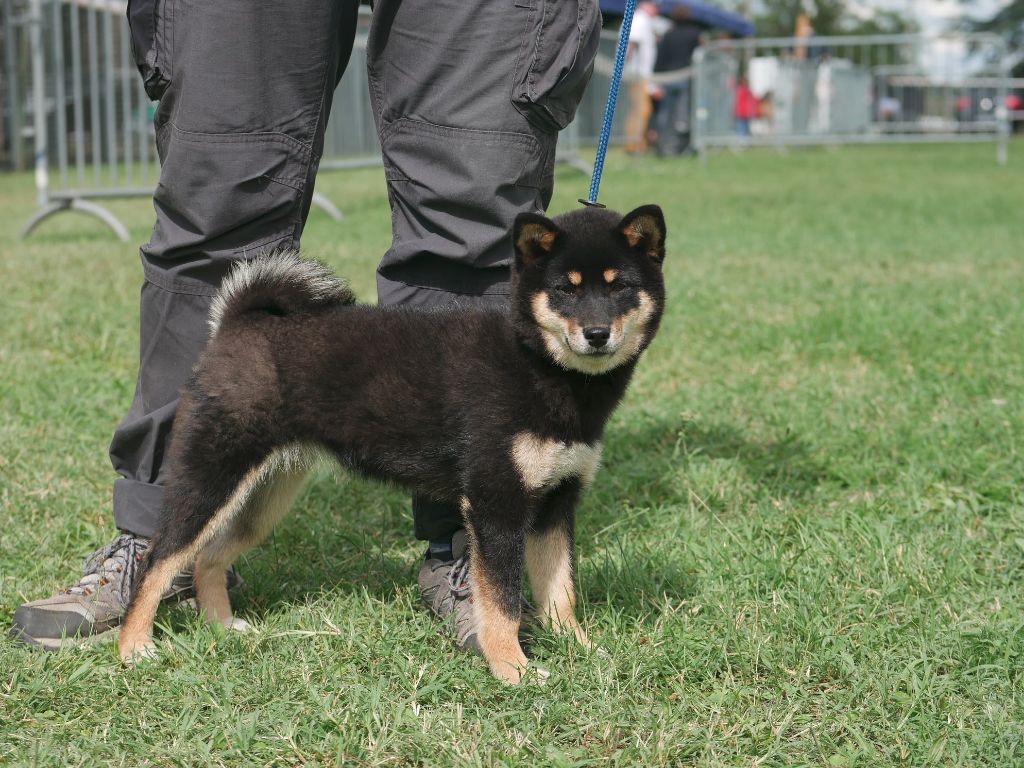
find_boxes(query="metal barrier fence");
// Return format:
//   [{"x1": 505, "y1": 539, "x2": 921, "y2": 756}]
[
  {"x1": 17, "y1": 0, "x2": 155, "y2": 239},
  {"x1": 691, "y1": 33, "x2": 1012, "y2": 164}
]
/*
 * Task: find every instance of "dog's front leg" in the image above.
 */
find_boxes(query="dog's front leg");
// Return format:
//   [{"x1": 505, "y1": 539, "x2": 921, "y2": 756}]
[
  {"x1": 525, "y1": 479, "x2": 590, "y2": 648},
  {"x1": 461, "y1": 493, "x2": 534, "y2": 685}
]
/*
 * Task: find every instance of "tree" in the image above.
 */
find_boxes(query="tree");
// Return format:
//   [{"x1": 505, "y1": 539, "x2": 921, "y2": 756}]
[
  {"x1": 844, "y1": 9, "x2": 919, "y2": 36},
  {"x1": 754, "y1": 0, "x2": 916, "y2": 38},
  {"x1": 755, "y1": 0, "x2": 844, "y2": 37},
  {"x1": 962, "y1": 0, "x2": 1024, "y2": 52}
]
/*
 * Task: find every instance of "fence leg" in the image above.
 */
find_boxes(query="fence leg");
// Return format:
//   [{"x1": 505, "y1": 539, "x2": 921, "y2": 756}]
[
  {"x1": 20, "y1": 201, "x2": 68, "y2": 238},
  {"x1": 556, "y1": 153, "x2": 593, "y2": 177},
  {"x1": 997, "y1": 106, "x2": 1009, "y2": 167},
  {"x1": 21, "y1": 198, "x2": 131, "y2": 242},
  {"x1": 311, "y1": 191, "x2": 344, "y2": 222},
  {"x1": 29, "y1": 0, "x2": 48, "y2": 206}
]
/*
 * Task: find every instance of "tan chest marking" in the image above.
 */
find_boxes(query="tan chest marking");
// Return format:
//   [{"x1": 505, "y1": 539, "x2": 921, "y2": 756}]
[{"x1": 511, "y1": 433, "x2": 602, "y2": 491}]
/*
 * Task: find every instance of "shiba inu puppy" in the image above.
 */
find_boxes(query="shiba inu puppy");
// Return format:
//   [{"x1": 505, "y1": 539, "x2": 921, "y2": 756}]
[{"x1": 119, "y1": 204, "x2": 667, "y2": 684}]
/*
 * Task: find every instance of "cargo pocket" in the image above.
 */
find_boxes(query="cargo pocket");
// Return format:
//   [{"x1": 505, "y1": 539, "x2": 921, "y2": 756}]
[
  {"x1": 126, "y1": 0, "x2": 172, "y2": 101},
  {"x1": 144, "y1": 127, "x2": 308, "y2": 264},
  {"x1": 511, "y1": 0, "x2": 602, "y2": 132},
  {"x1": 379, "y1": 117, "x2": 549, "y2": 286}
]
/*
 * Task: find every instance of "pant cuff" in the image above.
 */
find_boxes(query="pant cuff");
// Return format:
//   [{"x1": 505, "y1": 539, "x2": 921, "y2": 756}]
[
  {"x1": 112, "y1": 479, "x2": 165, "y2": 539},
  {"x1": 412, "y1": 496, "x2": 464, "y2": 542}
]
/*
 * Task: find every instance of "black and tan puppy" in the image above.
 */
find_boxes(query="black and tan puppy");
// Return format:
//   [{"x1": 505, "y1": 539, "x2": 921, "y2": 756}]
[{"x1": 119, "y1": 204, "x2": 667, "y2": 684}]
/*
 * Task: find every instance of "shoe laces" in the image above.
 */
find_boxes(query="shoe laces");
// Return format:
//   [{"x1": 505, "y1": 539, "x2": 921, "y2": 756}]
[
  {"x1": 66, "y1": 533, "x2": 149, "y2": 608},
  {"x1": 446, "y1": 553, "x2": 471, "y2": 598}
]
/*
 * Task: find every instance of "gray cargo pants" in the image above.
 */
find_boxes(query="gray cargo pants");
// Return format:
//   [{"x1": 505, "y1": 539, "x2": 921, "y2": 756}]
[{"x1": 113, "y1": 0, "x2": 601, "y2": 540}]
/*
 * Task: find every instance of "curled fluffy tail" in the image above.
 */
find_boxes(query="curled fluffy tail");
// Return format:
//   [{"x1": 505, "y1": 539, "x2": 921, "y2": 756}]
[{"x1": 208, "y1": 252, "x2": 355, "y2": 335}]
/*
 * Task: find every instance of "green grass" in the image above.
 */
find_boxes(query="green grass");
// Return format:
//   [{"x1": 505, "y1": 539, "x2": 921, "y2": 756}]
[{"x1": 1, "y1": 142, "x2": 1023, "y2": 766}]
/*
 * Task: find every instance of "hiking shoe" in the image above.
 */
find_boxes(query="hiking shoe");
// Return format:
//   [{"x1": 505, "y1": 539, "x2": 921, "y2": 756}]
[
  {"x1": 10, "y1": 532, "x2": 241, "y2": 650},
  {"x1": 418, "y1": 529, "x2": 532, "y2": 656},
  {"x1": 419, "y1": 529, "x2": 481, "y2": 653}
]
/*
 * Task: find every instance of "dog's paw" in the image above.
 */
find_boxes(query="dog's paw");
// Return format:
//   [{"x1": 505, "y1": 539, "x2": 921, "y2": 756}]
[
  {"x1": 572, "y1": 625, "x2": 594, "y2": 650},
  {"x1": 120, "y1": 641, "x2": 158, "y2": 666},
  {"x1": 593, "y1": 644, "x2": 611, "y2": 658},
  {"x1": 227, "y1": 617, "x2": 252, "y2": 633},
  {"x1": 180, "y1": 597, "x2": 199, "y2": 614},
  {"x1": 525, "y1": 662, "x2": 551, "y2": 686},
  {"x1": 570, "y1": 626, "x2": 609, "y2": 658},
  {"x1": 494, "y1": 660, "x2": 551, "y2": 686}
]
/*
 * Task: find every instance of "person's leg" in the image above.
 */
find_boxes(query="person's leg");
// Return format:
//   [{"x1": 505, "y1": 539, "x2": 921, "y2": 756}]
[
  {"x1": 12, "y1": 0, "x2": 359, "y2": 649},
  {"x1": 678, "y1": 81, "x2": 693, "y2": 153},
  {"x1": 654, "y1": 85, "x2": 679, "y2": 156},
  {"x1": 113, "y1": 0, "x2": 358, "y2": 537},
  {"x1": 624, "y1": 81, "x2": 640, "y2": 152},
  {"x1": 625, "y1": 80, "x2": 651, "y2": 153},
  {"x1": 367, "y1": 0, "x2": 600, "y2": 544},
  {"x1": 366, "y1": 0, "x2": 601, "y2": 647}
]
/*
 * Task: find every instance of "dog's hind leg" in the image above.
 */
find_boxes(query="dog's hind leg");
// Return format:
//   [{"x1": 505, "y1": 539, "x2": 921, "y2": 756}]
[
  {"x1": 118, "y1": 536, "x2": 195, "y2": 663},
  {"x1": 526, "y1": 480, "x2": 590, "y2": 648},
  {"x1": 193, "y1": 546, "x2": 238, "y2": 629},
  {"x1": 193, "y1": 457, "x2": 311, "y2": 630},
  {"x1": 119, "y1": 447, "x2": 284, "y2": 663}
]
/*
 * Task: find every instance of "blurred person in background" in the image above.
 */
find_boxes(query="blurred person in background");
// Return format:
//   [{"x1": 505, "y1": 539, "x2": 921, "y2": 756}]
[
  {"x1": 623, "y1": 2, "x2": 660, "y2": 154},
  {"x1": 652, "y1": 5, "x2": 703, "y2": 155},
  {"x1": 734, "y1": 76, "x2": 758, "y2": 137}
]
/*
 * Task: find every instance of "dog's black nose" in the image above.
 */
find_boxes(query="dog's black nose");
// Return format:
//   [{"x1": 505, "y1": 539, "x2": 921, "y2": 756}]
[{"x1": 584, "y1": 326, "x2": 610, "y2": 348}]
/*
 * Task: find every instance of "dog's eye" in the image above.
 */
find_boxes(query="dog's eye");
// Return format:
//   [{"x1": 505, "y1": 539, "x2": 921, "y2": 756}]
[
  {"x1": 609, "y1": 282, "x2": 630, "y2": 293},
  {"x1": 555, "y1": 285, "x2": 577, "y2": 296}
]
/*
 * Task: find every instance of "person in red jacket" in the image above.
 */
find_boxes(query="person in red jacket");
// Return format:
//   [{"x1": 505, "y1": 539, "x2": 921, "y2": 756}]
[{"x1": 734, "y1": 77, "x2": 758, "y2": 137}]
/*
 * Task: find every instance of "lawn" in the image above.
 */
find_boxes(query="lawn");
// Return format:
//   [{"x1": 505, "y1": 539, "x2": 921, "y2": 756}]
[{"x1": 1, "y1": 142, "x2": 1022, "y2": 766}]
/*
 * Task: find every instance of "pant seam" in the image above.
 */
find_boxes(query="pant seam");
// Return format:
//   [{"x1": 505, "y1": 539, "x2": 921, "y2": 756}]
[
  {"x1": 142, "y1": 233, "x2": 294, "y2": 296},
  {"x1": 167, "y1": 122, "x2": 314, "y2": 155},
  {"x1": 380, "y1": 276, "x2": 511, "y2": 297}
]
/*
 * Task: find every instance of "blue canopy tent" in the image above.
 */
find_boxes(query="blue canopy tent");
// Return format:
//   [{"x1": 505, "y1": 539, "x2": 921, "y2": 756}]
[{"x1": 599, "y1": 0, "x2": 755, "y2": 37}]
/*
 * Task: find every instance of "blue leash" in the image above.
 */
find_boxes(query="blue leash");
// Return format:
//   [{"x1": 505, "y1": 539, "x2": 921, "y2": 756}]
[{"x1": 580, "y1": 0, "x2": 638, "y2": 208}]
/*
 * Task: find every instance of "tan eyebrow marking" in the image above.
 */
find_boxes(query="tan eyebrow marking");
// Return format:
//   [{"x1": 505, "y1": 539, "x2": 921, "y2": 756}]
[
  {"x1": 603, "y1": 269, "x2": 619, "y2": 284},
  {"x1": 568, "y1": 270, "x2": 582, "y2": 286}
]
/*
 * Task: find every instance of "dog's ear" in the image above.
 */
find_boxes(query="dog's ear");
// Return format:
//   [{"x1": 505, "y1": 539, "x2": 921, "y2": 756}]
[
  {"x1": 618, "y1": 205, "x2": 666, "y2": 264},
  {"x1": 513, "y1": 212, "x2": 560, "y2": 268}
]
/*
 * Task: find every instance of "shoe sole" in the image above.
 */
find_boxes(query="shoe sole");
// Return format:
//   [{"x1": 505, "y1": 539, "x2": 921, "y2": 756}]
[
  {"x1": 10, "y1": 624, "x2": 121, "y2": 652},
  {"x1": 10, "y1": 572, "x2": 244, "y2": 652}
]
